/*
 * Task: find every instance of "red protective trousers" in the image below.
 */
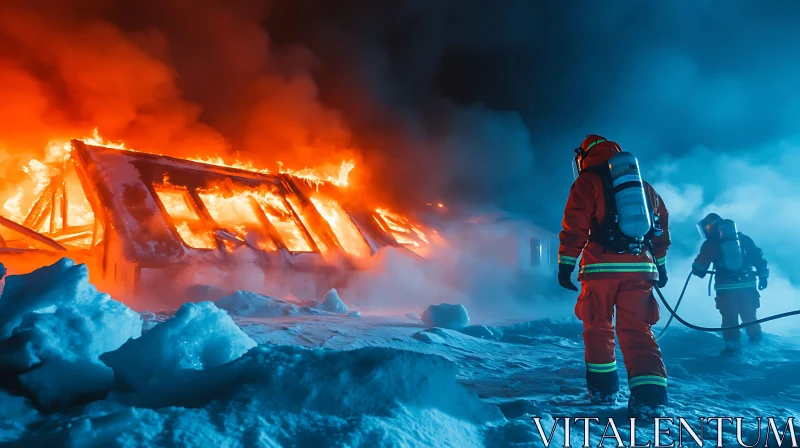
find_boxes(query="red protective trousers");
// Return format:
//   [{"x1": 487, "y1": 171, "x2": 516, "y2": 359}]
[{"x1": 575, "y1": 277, "x2": 667, "y2": 396}]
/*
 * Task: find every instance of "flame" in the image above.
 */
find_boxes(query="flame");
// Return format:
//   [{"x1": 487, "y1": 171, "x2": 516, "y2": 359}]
[
  {"x1": 197, "y1": 189, "x2": 278, "y2": 252},
  {"x1": 1, "y1": 128, "x2": 437, "y2": 261},
  {"x1": 375, "y1": 207, "x2": 430, "y2": 255},
  {"x1": 153, "y1": 187, "x2": 217, "y2": 250},
  {"x1": 309, "y1": 195, "x2": 371, "y2": 258}
]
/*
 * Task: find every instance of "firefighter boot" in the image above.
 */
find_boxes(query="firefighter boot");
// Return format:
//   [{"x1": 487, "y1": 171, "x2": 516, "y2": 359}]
[
  {"x1": 588, "y1": 386, "x2": 618, "y2": 405},
  {"x1": 720, "y1": 341, "x2": 742, "y2": 358},
  {"x1": 628, "y1": 395, "x2": 667, "y2": 419}
]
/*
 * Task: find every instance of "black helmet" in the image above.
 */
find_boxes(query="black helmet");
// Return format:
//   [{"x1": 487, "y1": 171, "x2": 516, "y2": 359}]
[{"x1": 697, "y1": 213, "x2": 722, "y2": 240}]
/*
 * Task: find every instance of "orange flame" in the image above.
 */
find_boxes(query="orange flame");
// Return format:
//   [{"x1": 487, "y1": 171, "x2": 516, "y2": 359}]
[{"x1": 1, "y1": 128, "x2": 436, "y2": 260}]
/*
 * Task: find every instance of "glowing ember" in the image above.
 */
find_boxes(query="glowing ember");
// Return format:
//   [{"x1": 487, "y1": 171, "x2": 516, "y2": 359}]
[
  {"x1": 310, "y1": 196, "x2": 371, "y2": 258},
  {"x1": 153, "y1": 187, "x2": 217, "y2": 249}
]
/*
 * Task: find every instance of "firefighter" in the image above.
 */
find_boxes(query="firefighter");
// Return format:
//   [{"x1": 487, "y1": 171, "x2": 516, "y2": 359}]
[
  {"x1": 558, "y1": 135, "x2": 671, "y2": 419},
  {"x1": 692, "y1": 213, "x2": 768, "y2": 357}
]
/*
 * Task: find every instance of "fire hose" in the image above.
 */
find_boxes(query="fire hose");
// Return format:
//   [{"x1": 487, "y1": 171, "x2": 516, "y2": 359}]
[{"x1": 652, "y1": 270, "x2": 800, "y2": 340}]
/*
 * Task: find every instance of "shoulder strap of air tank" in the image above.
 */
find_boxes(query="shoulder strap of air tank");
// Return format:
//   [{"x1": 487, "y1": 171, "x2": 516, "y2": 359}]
[{"x1": 581, "y1": 166, "x2": 617, "y2": 243}]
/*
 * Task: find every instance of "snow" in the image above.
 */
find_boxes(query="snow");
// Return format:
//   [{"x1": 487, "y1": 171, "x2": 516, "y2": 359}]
[
  {"x1": 1, "y1": 258, "x2": 799, "y2": 447},
  {"x1": 215, "y1": 290, "x2": 327, "y2": 318},
  {"x1": 318, "y1": 288, "x2": 348, "y2": 314},
  {"x1": 0, "y1": 258, "x2": 141, "y2": 409},
  {"x1": 421, "y1": 303, "x2": 470, "y2": 330},
  {"x1": 101, "y1": 301, "x2": 256, "y2": 395}
]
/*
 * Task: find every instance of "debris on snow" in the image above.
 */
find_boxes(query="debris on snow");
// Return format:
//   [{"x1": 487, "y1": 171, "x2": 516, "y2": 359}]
[
  {"x1": 420, "y1": 303, "x2": 470, "y2": 330},
  {"x1": 348, "y1": 310, "x2": 361, "y2": 318}
]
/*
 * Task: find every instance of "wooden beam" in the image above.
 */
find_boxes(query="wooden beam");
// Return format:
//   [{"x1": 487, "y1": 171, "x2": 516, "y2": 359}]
[
  {"x1": 0, "y1": 214, "x2": 67, "y2": 251},
  {"x1": 49, "y1": 189, "x2": 57, "y2": 234},
  {"x1": 23, "y1": 181, "x2": 56, "y2": 229},
  {"x1": 61, "y1": 180, "x2": 68, "y2": 229}
]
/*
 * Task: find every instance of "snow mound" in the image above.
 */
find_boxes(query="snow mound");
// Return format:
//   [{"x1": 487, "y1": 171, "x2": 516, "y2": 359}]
[
  {"x1": 83, "y1": 345, "x2": 504, "y2": 445},
  {"x1": 215, "y1": 290, "x2": 326, "y2": 318},
  {"x1": 421, "y1": 303, "x2": 470, "y2": 330},
  {"x1": 18, "y1": 358, "x2": 114, "y2": 409},
  {"x1": 317, "y1": 288, "x2": 348, "y2": 314},
  {"x1": 101, "y1": 301, "x2": 256, "y2": 392},
  {"x1": 0, "y1": 258, "x2": 141, "y2": 409},
  {"x1": 459, "y1": 324, "x2": 505, "y2": 340}
]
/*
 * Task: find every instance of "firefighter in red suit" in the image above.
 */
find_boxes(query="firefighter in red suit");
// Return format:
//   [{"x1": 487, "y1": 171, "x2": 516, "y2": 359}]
[
  {"x1": 692, "y1": 213, "x2": 768, "y2": 357},
  {"x1": 558, "y1": 135, "x2": 671, "y2": 419}
]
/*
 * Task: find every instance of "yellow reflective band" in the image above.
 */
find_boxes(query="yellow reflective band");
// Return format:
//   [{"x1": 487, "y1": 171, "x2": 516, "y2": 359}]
[
  {"x1": 656, "y1": 257, "x2": 667, "y2": 266},
  {"x1": 559, "y1": 255, "x2": 577, "y2": 265},
  {"x1": 715, "y1": 281, "x2": 757, "y2": 291},
  {"x1": 628, "y1": 375, "x2": 667, "y2": 389},
  {"x1": 587, "y1": 362, "x2": 617, "y2": 373}
]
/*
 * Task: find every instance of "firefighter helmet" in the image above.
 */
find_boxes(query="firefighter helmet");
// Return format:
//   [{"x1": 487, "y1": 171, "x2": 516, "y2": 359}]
[
  {"x1": 573, "y1": 134, "x2": 622, "y2": 177},
  {"x1": 697, "y1": 213, "x2": 722, "y2": 240}
]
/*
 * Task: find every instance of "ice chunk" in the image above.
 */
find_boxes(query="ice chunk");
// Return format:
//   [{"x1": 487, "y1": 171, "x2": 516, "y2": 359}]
[
  {"x1": 317, "y1": 288, "x2": 348, "y2": 314},
  {"x1": 18, "y1": 358, "x2": 113, "y2": 410},
  {"x1": 0, "y1": 259, "x2": 141, "y2": 373},
  {"x1": 348, "y1": 311, "x2": 361, "y2": 318},
  {"x1": 101, "y1": 301, "x2": 256, "y2": 392},
  {"x1": 0, "y1": 259, "x2": 140, "y2": 410},
  {"x1": 420, "y1": 303, "x2": 470, "y2": 330},
  {"x1": 215, "y1": 290, "x2": 325, "y2": 318}
]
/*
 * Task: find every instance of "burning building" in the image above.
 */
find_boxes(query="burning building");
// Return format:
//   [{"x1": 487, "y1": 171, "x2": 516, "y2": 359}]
[{"x1": 0, "y1": 138, "x2": 436, "y2": 301}]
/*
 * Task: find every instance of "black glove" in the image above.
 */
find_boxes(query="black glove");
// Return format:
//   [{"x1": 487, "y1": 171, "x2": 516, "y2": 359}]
[
  {"x1": 758, "y1": 276, "x2": 768, "y2": 291},
  {"x1": 691, "y1": 265, "x2": 707, "y2": 279},
  {"x1": 558, "y1": 263, "x2": 578, "y2": 292},
  {"x1": 656, "y1": 264, "x2": 668, "y2": 288}
]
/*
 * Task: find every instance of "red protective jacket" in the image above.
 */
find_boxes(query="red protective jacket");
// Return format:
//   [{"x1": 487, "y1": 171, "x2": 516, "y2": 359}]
[{"x1": 558, "y1": 143, "x2": 671, "y2": 281}]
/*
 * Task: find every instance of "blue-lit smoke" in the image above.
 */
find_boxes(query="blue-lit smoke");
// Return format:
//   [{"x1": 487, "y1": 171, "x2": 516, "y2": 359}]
[{"x1": 263, "y1": 1, "x2": 800, "y2": 330}]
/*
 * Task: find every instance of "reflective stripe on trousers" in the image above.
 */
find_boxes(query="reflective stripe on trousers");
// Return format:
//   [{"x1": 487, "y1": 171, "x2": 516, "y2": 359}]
[
  {"x1": 587, "y1": 361, "x2": 617, "y2": 374},
  {"x1": 580, "y1": 262, "x2": 657, "y2": 275},
  {"x1": 715, "y1": 280, "x2": 757, "y2": 291},
  {"x1": 629, "y1": 375, "x2": 668, "y2": 389}
]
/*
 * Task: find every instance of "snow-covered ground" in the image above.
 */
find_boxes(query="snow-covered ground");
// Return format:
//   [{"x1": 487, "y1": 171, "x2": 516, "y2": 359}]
[{"x1": 1, "y1": 259, "x2": 799, "y2": 447}]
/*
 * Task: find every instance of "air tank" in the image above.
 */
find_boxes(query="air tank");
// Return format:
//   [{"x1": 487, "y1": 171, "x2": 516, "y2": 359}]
[
  {"x1": 608, "y1": 152, "x2": 652, "y2": 239},
  {"x1": 718, "y1": 219, "x2": 744, "y2": 271}
]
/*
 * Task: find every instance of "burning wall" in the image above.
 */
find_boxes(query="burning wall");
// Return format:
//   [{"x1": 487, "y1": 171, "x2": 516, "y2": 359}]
[{"x1": 0, "y1": 138, "x2": 436, "y2": 298}]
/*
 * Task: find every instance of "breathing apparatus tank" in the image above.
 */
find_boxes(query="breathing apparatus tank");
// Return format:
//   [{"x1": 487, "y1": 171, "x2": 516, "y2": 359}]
[
  {"x1": 717, "y1": 219, "x2": 744, "y2": 271},
  {"x1": 608, "y1": 152, "x2": 652, "y2": 241}
]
